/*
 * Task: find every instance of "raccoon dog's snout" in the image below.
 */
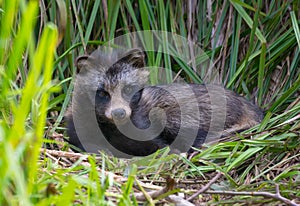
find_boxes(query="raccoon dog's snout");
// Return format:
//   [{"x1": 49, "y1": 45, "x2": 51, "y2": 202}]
[
  {"x1": 104, "y1": 96, "x2": 132, "y2": 123},
  {"x1": 111, "y1": 108, "x2": 126, "y2": 120}
]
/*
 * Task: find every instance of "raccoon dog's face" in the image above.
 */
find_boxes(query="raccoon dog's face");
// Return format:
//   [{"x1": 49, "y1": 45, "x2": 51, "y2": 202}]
[
  {"x1": 99, "y1": 63, "x2": 149, "y2": 124},
  {"x1": 76, "y1": 48, "x2": 149, "y2": 125}
]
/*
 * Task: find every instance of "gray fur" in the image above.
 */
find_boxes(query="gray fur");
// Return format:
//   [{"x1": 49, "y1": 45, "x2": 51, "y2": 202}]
[{"x1": 66, "y1": 49, "x2": 264, "y2": 156}]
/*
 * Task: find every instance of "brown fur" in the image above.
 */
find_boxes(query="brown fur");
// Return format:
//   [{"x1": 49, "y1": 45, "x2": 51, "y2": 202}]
[{"x1": 66, "y1": 49, "x2": 264, "y2": 156}]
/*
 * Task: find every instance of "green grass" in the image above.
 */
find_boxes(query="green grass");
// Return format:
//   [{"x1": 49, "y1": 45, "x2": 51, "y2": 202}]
[{"x1": 0, "y1": 0, "x2": 299, "y2": 205}]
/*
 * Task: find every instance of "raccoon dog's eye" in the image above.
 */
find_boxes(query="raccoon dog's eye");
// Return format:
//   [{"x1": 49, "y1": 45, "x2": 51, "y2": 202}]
[
  {"x1": 96, "y1": 89, "x2": 110, "y2": 102},
  {"x1": 122, "y1": 85, "x2": 137, "y2": 96}
]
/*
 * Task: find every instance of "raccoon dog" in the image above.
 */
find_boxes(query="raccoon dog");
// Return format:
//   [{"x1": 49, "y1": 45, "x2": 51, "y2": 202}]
[{"x1": 65, "y1": 48, "x2": 264, "y2": 157}]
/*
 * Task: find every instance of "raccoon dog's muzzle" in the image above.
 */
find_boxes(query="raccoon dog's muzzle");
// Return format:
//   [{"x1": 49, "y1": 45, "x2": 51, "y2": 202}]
[{"x1": 105, "y1": 95, "x2": 132, "y2": 124}]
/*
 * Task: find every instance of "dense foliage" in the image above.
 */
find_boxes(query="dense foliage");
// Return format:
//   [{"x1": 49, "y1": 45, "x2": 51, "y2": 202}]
[{"x1": 0, "y1": 0, "x2": 299, "y2": 205}]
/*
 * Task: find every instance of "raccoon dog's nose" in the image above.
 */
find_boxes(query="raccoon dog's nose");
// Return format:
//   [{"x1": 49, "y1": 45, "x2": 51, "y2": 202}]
[{"x1": 111, "y1": 108, "x2": 126, "y2": 120}]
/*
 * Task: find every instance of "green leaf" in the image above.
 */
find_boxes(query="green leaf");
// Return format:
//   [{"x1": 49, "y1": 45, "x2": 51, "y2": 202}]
[
  {"x1": 290, "y1": 11, "x2": 300, "y2": 49},
  {"x1": 230, "y1": 0, "x2": 266, "y2": 43},
  {"x1": 227, "y1": 147, "x2": 263, "y2": 172}
]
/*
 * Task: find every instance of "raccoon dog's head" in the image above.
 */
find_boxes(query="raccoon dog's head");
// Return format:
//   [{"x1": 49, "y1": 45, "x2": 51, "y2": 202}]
[{"x1": 76, "y1": 48, "x2": 149, "y2": 125}]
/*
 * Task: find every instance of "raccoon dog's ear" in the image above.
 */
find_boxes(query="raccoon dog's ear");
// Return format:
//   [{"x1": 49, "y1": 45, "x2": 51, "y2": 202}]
[
  {"x1": 75, "y1": 55, "x2": 90, "y2": 73},
  {"x1": 119, "y1": 48, "x2": 145, "y2": 68}
]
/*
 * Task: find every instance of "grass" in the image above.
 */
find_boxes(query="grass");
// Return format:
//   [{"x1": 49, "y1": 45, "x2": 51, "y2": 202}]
[{"x1": 0, "y1": 0, "x2": 299, "y2": 205}]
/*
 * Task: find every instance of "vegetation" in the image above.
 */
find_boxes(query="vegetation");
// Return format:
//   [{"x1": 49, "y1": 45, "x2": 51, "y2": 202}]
[{"x1": 0, "y1": 0, "x2": 299, "y2": 205}]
